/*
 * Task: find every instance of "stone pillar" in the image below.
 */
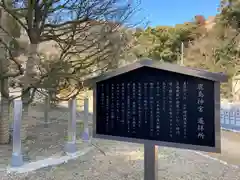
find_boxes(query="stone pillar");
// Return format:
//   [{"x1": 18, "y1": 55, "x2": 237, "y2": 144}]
[
  {"x1": 11, "y1": 99, "x2": 24, "y2": 167},
  {"x1": 64, "y1": 98, "x2": 77, "y2": 153},
  {"x1": 82, "y1": 96, "x2": 89, "y2": 140}
]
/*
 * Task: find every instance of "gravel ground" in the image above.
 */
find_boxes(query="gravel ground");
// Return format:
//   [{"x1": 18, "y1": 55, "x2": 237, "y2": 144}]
[
  {"x1": 1, "y1": 99, "x2": 239, "y2": 179},
  {"x1": 1, "y1": 139, "x2": 239, "y2": 180},
  {"x1": 205, "y1": 130, "x2": 240, "y2": 167}
]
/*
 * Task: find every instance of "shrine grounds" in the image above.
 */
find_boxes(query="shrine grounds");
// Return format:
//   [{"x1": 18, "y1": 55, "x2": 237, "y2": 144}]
[
  {"x1": 1, "y1": 133, "x2": 240, "y2": 180},
  {"x1": 0, "y1": 100, "x2": 240, "y2": 179}
]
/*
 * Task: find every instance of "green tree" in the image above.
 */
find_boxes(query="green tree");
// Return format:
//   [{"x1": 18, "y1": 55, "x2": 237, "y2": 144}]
[
  {"x1": 218, "y1": 0, "x2": 240, "y2": 29},
  {"x1": 142, "y1": 22, "x2": 202, "y2": 62}
]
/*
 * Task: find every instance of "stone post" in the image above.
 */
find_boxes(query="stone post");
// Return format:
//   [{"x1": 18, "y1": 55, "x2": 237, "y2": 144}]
[
  {"x1": 64, "y1": 98, "x2": 77, "y2": 153},
  {"x1": 82, "y1": 96, "x2": 90, "y2": 141},
  {"x1": 11, "y1": 99, "x2": 24, "y2": 167}
]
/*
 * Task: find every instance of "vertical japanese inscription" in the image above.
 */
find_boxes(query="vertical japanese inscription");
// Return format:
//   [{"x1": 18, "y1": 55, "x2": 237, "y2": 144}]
[
  {"x1": 162, "y1": 82, "x2": 166, "y2": 112},
  {"x1": 143, "y1": 83, "x2": 148, "y2": 126},
  {"x1": 121, "y1": 83, "x2": 125, "y2": 126},
  {"x1": 149, "y1": 82, "x2": 154, "y2": 136},
  {"x1": 116, "y1": 84, "x2": 120, "y2": 127},
  {"x1": 156, "y1": 82, "x2": 160, "y2": 136},
  {"x1": 132, "y1": 83, "x2": 137, "y2": 134},
  {"x1": 182, "y1": 81, "x2": 188, "y2": 139},
  {"x1": 168, "y1": 82, "x2": 173, "y2": 138},
  {"x1": 127, "y1": 82, "x2": 131, "y2": 133},
  {"x1": 197, "y1": 83, "x2": 205, "y2": 139},
  {"x1": 137, "y1": 83, "x2": 142, "y2": 129},
  {"x1": 175, "y1": 81, "x2": 181, "y2": 136},
  {"x1": 110, "y1": 84, "x2": 115, "y2": 130},
  {"x1": 105, "y1": 84, "x2": 110, "y2": 133}
]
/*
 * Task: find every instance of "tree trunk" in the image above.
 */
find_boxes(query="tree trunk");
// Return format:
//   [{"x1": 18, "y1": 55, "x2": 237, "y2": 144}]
[
  {"x1": 21, "y1": 43, "x2": 39, "y2": 138},
  {"x1": 21, "y1": 90, "x2": 29, "y2": 140},
  {"x1": 0, "y1": 79, "x2": 10, "y2": 144},
  {"x1": 0, "y1": 9, "x2": 10, "y2": 144}
]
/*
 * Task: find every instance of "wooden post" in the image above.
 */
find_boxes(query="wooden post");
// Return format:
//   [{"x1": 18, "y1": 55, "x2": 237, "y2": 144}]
[{"x1": 144, "y1": 144, "x2": 158, "y2": 180}]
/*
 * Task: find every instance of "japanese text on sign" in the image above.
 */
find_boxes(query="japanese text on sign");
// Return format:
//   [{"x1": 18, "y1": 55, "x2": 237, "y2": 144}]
[{"x1": 197, "y1": 83, "x2": 205, "y2": 140}]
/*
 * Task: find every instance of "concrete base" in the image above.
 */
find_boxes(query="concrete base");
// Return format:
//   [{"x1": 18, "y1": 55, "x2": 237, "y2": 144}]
[
  {"x1": 11, "y1": 153, "x2": 24, "y2": 167},
  {"x1": 81, "y1": 131, "x2": 90, "y2": 141},
  {"x1": 64, "y1": 142, "x2": 77, "y2": 154}
]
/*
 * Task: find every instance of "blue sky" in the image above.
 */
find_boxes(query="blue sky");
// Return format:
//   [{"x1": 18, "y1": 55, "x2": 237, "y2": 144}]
[{"x1": 135, "y1": 0, "x2": 220, "y2": 27}]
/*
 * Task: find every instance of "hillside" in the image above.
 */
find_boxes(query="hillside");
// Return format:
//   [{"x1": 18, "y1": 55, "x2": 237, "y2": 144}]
[{"x1": 204, "y1": 16, "x2": 216, "y2": 30}]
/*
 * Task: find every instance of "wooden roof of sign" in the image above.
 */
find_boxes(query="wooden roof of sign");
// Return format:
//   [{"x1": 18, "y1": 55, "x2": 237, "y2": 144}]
[{"x1": 84, "y1": 58, "x2": 228, "y2": 86}]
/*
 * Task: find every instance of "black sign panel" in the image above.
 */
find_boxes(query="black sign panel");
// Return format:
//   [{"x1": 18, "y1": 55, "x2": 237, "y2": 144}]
[{"x1": 96, "y1": 66, "x2": 215, "y2": 147}]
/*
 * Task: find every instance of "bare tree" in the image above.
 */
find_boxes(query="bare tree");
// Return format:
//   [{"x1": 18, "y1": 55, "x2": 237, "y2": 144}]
[{"x1": 0, "y1": 0, "x2": 140, "y2": 140}]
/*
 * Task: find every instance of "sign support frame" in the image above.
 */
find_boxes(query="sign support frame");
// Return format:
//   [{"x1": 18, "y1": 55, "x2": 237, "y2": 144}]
[{"x1": 214, "y1": 82, "x2": 221, "y2": 151}]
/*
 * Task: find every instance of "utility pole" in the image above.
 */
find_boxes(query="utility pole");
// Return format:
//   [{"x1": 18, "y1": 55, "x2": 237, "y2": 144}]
[{"x1": 181, "y1": 42, "x2": 184, "y2": 65}]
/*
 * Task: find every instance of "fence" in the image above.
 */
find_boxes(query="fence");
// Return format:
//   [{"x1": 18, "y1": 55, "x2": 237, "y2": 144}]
[
  {"x1": 221, "y1": 102, "x2": 240, "y2": 131},
  {"x1": 10, "y1": 95, "x2": 92, "y2": 167}
]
